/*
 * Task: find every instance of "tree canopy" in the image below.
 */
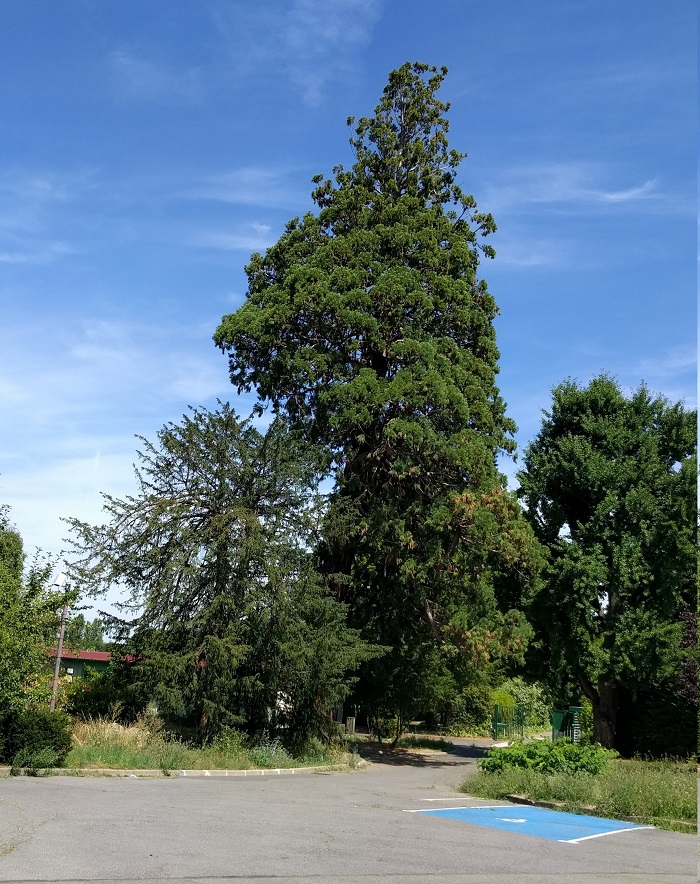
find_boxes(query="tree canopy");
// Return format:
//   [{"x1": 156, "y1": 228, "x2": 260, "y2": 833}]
[
  {"x1": 0, "y1": 505, "x2": 74, "y2": 713},
  {"x1": 518, "y1": 376, "x2": 697, "y2": 750},
  {"x1": 214, "y1": 63, "x2": 541, "y2": 721},
  {"x1": 66, "y1": 405, "x2": 376, "y2": 744},
  {"x1": 63, "y1": 614, "x2": 107, "y2": 651}
]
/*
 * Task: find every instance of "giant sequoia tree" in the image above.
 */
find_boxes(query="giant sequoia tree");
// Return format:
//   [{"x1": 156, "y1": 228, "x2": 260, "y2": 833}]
[
  {"x1": 518, "y1": 377, "x2": 697, "y2": 751},
  {"x1": 215, "y1": 63, "x2": 540, "y2": 719}
]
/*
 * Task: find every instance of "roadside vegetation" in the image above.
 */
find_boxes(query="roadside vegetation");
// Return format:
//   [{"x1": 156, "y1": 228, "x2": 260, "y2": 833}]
[
  {"x1": 64, "y1": 717, "x2": 346, "y2": 772},
  {"x1": 461, "y1": 741, "x2": 696, "y2": 834}
]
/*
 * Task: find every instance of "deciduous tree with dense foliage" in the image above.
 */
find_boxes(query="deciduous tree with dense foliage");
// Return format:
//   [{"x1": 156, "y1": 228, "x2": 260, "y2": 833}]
[
  {"x1": 0, "y1": 506, "x2": 74, "y2": 713},
  {"x1": 66, "y1": 405, "x2": 376, "y2": 746},
  {"x1": 214, "y1": 63, "x2": 541, "y2": 722},
  {"x1": 518, "y1": 376, "x2": 696, "y2": 751}
]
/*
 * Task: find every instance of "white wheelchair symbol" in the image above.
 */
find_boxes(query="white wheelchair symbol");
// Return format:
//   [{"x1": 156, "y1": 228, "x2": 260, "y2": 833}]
[{"x1": 499, "y1": 818, "x2": 527, "y2": 823}]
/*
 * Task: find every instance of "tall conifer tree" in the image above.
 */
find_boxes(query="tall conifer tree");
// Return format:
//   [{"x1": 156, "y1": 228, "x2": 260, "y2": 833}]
[{"x1": 215, "y1": 64, "x2": 540, "y2": 721}]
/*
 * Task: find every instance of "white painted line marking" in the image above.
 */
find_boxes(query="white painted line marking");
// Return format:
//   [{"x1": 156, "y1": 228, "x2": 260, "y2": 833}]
[
  {"x1": 403, "y1": 806, "x2": 510, "y2": 813},
  {"x1": 561, "y1": 826, "x2": 655, "y2": 844},
  {"x1": 499, "y1": 818, "x2": 526, "y2": 823}
]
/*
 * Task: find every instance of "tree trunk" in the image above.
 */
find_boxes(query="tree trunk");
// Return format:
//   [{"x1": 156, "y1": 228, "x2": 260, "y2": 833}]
[{"x1": 592, "y1": 681, "x2": 617, "y2": 748}]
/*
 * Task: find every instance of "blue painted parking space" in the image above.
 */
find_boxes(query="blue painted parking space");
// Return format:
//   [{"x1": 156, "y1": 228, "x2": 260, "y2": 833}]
[{"x1": 409, "y1": 805, "x2": 654, "y2": 843}]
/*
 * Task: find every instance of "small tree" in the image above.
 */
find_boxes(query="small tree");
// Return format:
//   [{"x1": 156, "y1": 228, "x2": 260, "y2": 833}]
[
  {"x1": 65, "y1": 405, "x2": 376, "y2": 745},
  {"x1": 0, "y1": 506, "x2": 74, "y2": 714},
  {"x1": 63, "y1": 614, "x2": 106, "y2": 651},
  {"x1": 214, "y1": 62, "x2": 541, "y2": 718},
  {"x1": 518, "y1": 376, "x2": 696, "y2": 750}
]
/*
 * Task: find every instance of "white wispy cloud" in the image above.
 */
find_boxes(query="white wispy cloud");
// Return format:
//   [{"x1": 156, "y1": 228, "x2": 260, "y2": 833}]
[
  {"x1": 188, "y1": 228, "x2": 275, "y2": 253},
  {"x1": 0, "y1": 315, "x2": 253, "y2": 560},
  {"x1": 491, "y1": 236, "x2": 567, "y2": 268},
  {"x1": 212, "y1": 0, "x2": 383, "y2": 105},
  {"x1": 0, "y1": 171, "x2": 96, "y2": 264},
  {"x1": 109, "y1": 49, "x2": 204, "y2": 104},
  {"x1": 0, "y1": 242, "x2": 78, "y2": 265},
  {"x1": 187, "y1": 166, "x2": 307, "y2": 209},
  {"x1": 631, "y1": 346, "x2": 697, "y2": 407},
  {"x1": 481, "y1": 163, "x2": 681, "y2": 215}
]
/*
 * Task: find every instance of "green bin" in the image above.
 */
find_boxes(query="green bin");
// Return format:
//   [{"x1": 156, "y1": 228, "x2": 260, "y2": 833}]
[
  {"x1": 551, "y1": 708, "x2": 569, "y2": 740},
  {"x1": 552, "y1": 706, "x2": 583, "y2": 742}
]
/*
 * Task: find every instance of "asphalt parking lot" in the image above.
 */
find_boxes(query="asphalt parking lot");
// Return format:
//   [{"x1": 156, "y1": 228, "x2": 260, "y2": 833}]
[{"x1": 0, "y1": 743, "x2": 694, "y2": 884}]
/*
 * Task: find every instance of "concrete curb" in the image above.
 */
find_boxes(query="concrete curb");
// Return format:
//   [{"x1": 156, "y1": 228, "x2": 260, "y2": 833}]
[
  {"x1": 0, "y1": 763, "x2": 354, "y2": 778},
  {"x1": 506, "y1": 794, "x2": 600, "y2": 814}
]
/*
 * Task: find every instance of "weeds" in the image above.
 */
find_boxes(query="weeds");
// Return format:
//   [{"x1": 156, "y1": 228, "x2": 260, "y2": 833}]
[{"x1": 65, "y1": 717, "x2": 346, "y2": 771}]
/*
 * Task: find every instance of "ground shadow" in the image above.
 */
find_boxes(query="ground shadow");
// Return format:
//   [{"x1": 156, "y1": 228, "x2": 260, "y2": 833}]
[{"x1": 357, "y1": 741, "x2": 488, "y2": 767}]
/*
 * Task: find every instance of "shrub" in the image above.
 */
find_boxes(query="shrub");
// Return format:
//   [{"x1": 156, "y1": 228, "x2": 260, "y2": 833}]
[
  {"x1": 491, "y1": 688, "x2": 515, "y2": 709},
  {"x1": 249, "y1": 735, "x2": 292, "y2": 767},
  {"x1": 215, "y1": 727, "x2": 248, "y2": 754},
  {"x1": 498, "y1": 678, "x2": 552, "y2": 729},
  {"x1": 368, "y1": 714, "x2": 399, "y2": 743},
  {"x1": 0, "y1": 706, "x2": 72, "y2": 767},
  {"x1": 447, "y1": 683, "x2": 493, "y2": 736},
  {"x1": 64, "y1": 668, "x2": 116, "y2": 719},
  {"x1": 478, "y1": 739, "x2": 618, "y2": 776},
  {"x1": 10, "y1": 747, "x2": 60, "y2": 775}
]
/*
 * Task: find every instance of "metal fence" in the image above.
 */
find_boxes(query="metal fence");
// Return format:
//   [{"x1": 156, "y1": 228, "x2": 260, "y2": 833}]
[{"x1": 491, "y1": 704, "x2": 525, "y2": 741}]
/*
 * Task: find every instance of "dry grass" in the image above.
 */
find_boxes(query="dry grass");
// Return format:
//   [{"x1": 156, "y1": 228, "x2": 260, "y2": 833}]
[{"x1": 66, "y1": 717, "x2": 346, "y2": 772}]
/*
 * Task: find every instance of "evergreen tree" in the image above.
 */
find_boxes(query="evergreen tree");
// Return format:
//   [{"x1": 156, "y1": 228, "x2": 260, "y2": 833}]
[
  {"x1": 66, "y1": 405, "x2": 375, "y2": 744},
  {"x1": 215, "y1": 63, "x2": 541, "y2": 722},
  {"x1": 518, "y1": 376, "x2": 697, "y2": 751}
]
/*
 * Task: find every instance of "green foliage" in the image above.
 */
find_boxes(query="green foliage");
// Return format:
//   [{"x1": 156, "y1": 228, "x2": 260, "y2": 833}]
[
  {"x1": 491, "y1": 688, "x2": 514, "y2": 709},
  {"x1": 447, "y1": 681, "x2": 494, "y2": 735},
  {"x1": 66, "y1": 405, "x2": 377, "y2": 746},
  {"x1": 62, "y1": 614, "x2": 106, "y2": 650},
  {"x1": 63, "y1": 666, "x2": 120, "y2": 719},
  {"x1": 518, "y1": 377, "x2": 697, "y2": 750},
  {"x1": 478, "y1": 738, "x2": 618, "y2": 776},
  {"x1": 10, "y1": 746, "x2": 61, "y2": 775},
  {"x1": 215, "y1": 726, "x2": 248, "y2": 754},
  {"x1": 0, "y1": 707, "x2": 72, "y2": 767},
  {"x1": 368, "y1": 714, "x2": 399, "y2": 743},
  {"x1": 214, "y1": 61, "x2": 542, "y2": 719},
  {"x1": 66, "y1": 717, "x2": 346, "y2": 771},
  {"x1": 498, "y1": 677, "x2": 551, "y2": 729},
  {"x1": 0, "y1": 505, "x2": 75, "y2": 714},
  {"x1": 248, "y1": 735, "x2": 293, "y2": 768}
]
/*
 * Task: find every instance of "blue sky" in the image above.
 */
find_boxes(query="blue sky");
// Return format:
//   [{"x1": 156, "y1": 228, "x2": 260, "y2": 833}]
[{"x1": 1, "y1": 0, "x2": 696, "y2": 577}]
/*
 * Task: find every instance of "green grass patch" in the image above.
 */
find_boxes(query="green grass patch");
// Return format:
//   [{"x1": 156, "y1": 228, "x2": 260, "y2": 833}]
[
  {"x1": 461, "y1": 757, "x2": 696, "y2": 834},
  {"x1": 65, "y1": 718, "x2": 346, "y2": 772}
]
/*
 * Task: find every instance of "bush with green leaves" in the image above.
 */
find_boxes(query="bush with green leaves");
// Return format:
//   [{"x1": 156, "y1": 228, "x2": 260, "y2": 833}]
[
  {"x1": 498, "y1": 677, "x2": 552, "y2": 729},
  {"x1": 368, "y1": 714, "x2": 400, "y2": 743},
  {"x1": 491, "y1": 688, "x2": 515, "y2": 709},
  {"x1": 447, "y1": 682, "x2": 494, "y2": 736},
  {"x1": 0, "y1": 707, "x2": 72, "y2": 768},
  {"x1": 478, "y1": 739, "x2": 618, "y2": 776}
]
